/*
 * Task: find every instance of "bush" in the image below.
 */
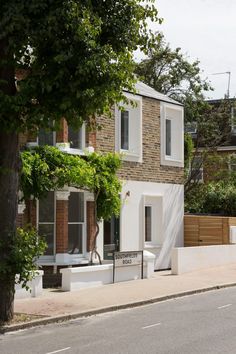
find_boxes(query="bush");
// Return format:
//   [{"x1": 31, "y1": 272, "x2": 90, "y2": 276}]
[
  {"x1": 0, "y1": 227, "x2": 46, "y2": 289},
  {"x1": 185, "y1": 181, "x2": 236, "y2": 216}
]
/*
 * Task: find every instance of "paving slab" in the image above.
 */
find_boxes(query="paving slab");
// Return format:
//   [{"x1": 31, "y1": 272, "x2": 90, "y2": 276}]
[{"x1": 14, "y1": 263, "x2": 236, "y2": 318}]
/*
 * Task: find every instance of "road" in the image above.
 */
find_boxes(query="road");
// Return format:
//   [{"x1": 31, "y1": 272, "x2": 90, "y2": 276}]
[{"x1": 2, "y1": 287, "x2": 236, "y2": 354}]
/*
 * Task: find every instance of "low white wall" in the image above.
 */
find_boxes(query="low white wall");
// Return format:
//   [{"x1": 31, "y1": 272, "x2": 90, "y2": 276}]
[
  {"x1": 171, "y1": 245, "x2": 236, "y2": 275},
  {"x1": 61, "y1": 251, "x2": 155, "y2": 291},
  {"x1": 15, "y1": 270, "x2": 44, "y2": 299}
]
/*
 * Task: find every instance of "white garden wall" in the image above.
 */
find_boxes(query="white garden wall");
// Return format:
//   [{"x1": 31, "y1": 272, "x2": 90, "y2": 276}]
[
  {"x1": 15, "y1": 270, "x2": 44, "y2": 299},
  {"x1": 60, "y1": 251, "x2": 155, "y2": 291},
  {"x1": 171, "y1": 245, "x2": 236, "y2": 274}
]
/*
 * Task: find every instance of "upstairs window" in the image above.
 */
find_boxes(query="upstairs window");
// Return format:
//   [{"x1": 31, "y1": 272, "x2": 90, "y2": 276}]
[
  {"x1": 115, "y1": 93, "x2": 142, "y2": 163},
  {"x1": 38, "y1": 129, "x2": 55, "y2": 146},
  {"x1": 68, "y1": 124, "x2": 86, "y2": 151},
  {"x1": 165, "y1": 119, "x2": 171, "y2": 156},
  {"x1": 120, "y1": 111, "x2": 129, "y2": 150},
  {"x1": 161, "y1": 103, "x2": 184, "y2": 168},
  {"x1": 185, "y1": 121, "x2": 197, "y2": 134}
]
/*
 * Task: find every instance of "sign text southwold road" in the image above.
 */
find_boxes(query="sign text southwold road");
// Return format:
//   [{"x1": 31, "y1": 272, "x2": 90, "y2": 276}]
[{"x1": 113, "y1": 251, "x2": 143, "y2": 282}]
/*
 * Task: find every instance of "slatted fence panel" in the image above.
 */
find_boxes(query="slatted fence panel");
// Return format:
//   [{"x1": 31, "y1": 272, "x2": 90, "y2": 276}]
[
  {"x1": 184, "y1": 215, "x2": 236, "y2": 247},
  {"x1": 184, "y1": 216, "x2": 199, "y2": 246}
]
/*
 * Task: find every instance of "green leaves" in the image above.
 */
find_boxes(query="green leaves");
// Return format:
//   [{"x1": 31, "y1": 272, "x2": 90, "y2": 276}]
[
  {"x1": 0, "y1": 226, "x2": 46, "y2": 289},
  {"x1": 20, "y1": 146, "x2": 122, "y2": 221},
  {"x1": 185, "y1": 181, "x2": 236, "y2": 216},
  {"x1": 0, "y1": 0, "x2": 160, "y2": 132},
  {"x1": 135, "y1": 33, "x2": 212, "y2": 124}
]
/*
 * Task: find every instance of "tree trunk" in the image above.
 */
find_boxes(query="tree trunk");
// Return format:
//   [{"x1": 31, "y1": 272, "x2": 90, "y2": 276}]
[
  {"x1": 0, "y1": 277, "x2": 15, "y2": 323},
  {"x1": 0, "y1": 132, "x2": 20, "y2": 322}
]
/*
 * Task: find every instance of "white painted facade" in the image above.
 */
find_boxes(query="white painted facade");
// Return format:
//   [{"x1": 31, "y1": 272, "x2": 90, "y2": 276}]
[{"x1": 97, "y1": 181, "x2": 184, "y2": 270}]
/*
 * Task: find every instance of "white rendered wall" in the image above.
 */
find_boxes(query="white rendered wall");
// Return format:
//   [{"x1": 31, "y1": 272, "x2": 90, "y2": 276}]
[
  {"x1": 15, "y1": 271, "x2": 44, "y2": 299},
  {"x1": 172, "y1": 245, "x2": 236, "y2": 275},
  {"x1": 120, "y1": 181, "x2": 184, "y2": 270},
  {"x1": 60, "y1": 251, "x2": 155, "y2": 291}
]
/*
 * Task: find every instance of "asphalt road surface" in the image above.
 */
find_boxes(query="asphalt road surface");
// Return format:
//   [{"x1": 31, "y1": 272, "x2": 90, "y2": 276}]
[{"x1": 2, "y1": 287, "x2": 236, "y2": 354}]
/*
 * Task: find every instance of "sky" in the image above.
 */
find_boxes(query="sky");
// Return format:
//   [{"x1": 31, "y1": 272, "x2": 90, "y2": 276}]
[{"x1": 147, "y1": 0, "x2": 236, "y2": 99}]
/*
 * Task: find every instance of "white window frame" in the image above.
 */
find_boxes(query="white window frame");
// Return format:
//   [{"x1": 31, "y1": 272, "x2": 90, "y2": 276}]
[
  {"x1": 160, "y1": 102, "x2": 184, "y2": 168},
  {"x1": 143, "y1": 195, "x2": 163, "y2": 248},
  {"x1": 27, "y1": 129, "x2": 56, "y2": 147},
  {"x1": 68, "y1": 189, "x2": 86, "y2": 257},
  {"x1": 66, "y1": 124, "x2": 86, "y2": 154},
  {"x1": 185, "y1": 121, "x2": 197, "y2": 134},
  {"x1": 115, "y1": 92, "x2": 142, "y2": 163},
  {"x1": 37, "y1": 191, "x2": 56, "y2": 261}
]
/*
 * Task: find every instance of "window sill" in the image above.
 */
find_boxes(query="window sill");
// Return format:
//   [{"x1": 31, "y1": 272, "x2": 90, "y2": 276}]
[
  {"x1": 120, "y1": 150, "x2": 142, "y2": 163},
  {"x1": 58, "y1": 146, "x2": 94, "y2": 156},
  {"x1": 161, "y1": 156, "x2": 184, "y2": 168},
  {"x1": 144, "y1": 243, "x2": 162, "y2": 249}
]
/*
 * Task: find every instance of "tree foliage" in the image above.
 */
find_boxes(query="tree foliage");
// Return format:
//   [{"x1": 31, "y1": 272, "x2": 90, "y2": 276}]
[
  {"x1": 0, "y1": 0, "x2": 161, "y2": 132},
  {"x1": 185, "y1": 180, "x2": 236, "y2": 216},
  {"x1": 135, "y1": 33, "x2": 212, "y2": 123}
]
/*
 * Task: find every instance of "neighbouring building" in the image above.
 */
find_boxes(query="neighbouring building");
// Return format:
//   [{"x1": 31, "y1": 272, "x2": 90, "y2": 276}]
[
  {"x1": 187, "y1": 98, "x2": 236, "y2": 183},
  {"x1": 17, "y1": 81, "x2": 184, "y2": 284}
]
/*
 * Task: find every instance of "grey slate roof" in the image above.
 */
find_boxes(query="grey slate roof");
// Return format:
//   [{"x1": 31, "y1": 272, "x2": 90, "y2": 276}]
[{"x1": 124, "y1": 81, "x2": 183, "y2": 106}]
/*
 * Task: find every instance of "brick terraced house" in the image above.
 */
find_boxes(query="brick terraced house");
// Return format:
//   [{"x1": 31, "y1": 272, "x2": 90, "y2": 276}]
[{"x1": 17, "y1": 81, "x2": 184, "y2": 283}]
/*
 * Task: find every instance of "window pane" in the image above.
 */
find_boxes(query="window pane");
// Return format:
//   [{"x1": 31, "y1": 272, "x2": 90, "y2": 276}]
[
  {"x1": 38, "y1": 224, "x2": 54, "y2": 255},
  {"x1": 68, "y1": 126, "x2": 83, "y2": 149},
  {"x1": 145, "y1": 206, "x2": 152, "y2": 242},
  {"x1": 68, "y1": 192, "x2": 84, "y2": 222},
  {"x1": 38, "y1": 129, "x2": 54, "y2": 146},
  {"x1": 121, "y1": 111, "x2": 129, "y2": 150},
  {"x1": 166, "y1": 119, "x2": 171, "y2": 156},
  {"x1": 68, "y1": 224, "x2": 83, "y2": 254},
  {"x1": 39, "y1": 191, "x2": 54, "y2": 222}
]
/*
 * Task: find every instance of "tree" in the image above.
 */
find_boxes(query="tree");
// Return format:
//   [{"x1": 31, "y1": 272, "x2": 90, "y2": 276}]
[
  {"x1": 135, "y1": 33, "x2": 212, "y2": 124},
  {"x1": 0, "y1": 1, "x2": 161, "y2": 322}
]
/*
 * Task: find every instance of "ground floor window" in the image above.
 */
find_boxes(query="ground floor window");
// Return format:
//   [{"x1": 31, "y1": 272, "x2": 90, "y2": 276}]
[
  {"x1": 145, "y1": 206, "x2": 152, "y2": 242},
  {"x1": 143, "y1": 195, "x2": 163, "y2": 246},
  {"x1": 38, "y1": 191, "x2": 55, "y2": 256},
  {"x1": 68, "y1": 191, "x2": 85, "y2": 254}
]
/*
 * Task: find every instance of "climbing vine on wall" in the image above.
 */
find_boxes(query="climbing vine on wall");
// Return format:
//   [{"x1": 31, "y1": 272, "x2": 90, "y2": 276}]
[{"x1": 20, "y1": 146, "x2": 122, "y2": 221}]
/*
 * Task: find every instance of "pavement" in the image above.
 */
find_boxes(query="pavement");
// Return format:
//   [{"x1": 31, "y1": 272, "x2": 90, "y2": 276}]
[{"x1": 4, "y1": 263, "x2": 236, "y2": 332}]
